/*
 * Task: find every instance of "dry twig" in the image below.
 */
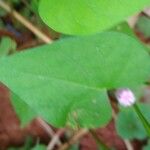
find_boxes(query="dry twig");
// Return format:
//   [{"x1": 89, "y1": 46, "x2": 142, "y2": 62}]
[
  {"x1": 37, "y1": 118, "x2": 62, "y2": 147},
  {"x1": 58, "y1": 129, "x2": 88, "y2": 150},
  {"x1": 0, "y1": 0, "x2": 52, "y2": 43},
  {"x1": 47, "y1": 128, "x2": 66, "y2": 150}
]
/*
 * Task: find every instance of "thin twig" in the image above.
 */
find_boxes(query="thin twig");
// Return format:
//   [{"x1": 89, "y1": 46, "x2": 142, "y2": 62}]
[
  {"x1": 0, "y1": 0, "x2": 52, "y2": 43},
  {"x1": 58, "y1": 129, "x2": 88, "y2": 150},
  {"x1": 143, "y1": 7, "x2": 150, "y2": 17},
  {"x1": 37, "y1": 117, "x2": 62, "y2": 146},
  {"x1": 47, "y1": 128, "x2": 66, "y2": 150},
  {"x1": 127, "y1": 14, "x2": 139, "y2": 28}
]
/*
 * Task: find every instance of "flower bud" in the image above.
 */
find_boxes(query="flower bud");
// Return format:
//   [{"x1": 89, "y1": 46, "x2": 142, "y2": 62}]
[{"x1": 115, "y1": 88, "x2": 135, "y2": 107}]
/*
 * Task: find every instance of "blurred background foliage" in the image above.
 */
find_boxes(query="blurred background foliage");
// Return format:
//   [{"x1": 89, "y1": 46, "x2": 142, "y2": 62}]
[{"x1": 0, "y1": 0, "x2": 150, "y2": 150}]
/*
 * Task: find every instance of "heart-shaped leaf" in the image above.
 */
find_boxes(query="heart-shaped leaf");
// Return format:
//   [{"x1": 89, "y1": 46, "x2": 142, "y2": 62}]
[
  {"x1": 0, "y1": 32, "x2": 149, "y2": 127},
  {"x1": 39, "y1": 0, "x2": 150, "y2": 35}
]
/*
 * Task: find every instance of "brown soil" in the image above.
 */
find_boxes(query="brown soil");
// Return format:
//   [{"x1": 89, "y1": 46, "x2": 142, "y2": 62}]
[
  {"x1": 0, "y1": 84, "x2": 145, "y2": 150},
  {"x1": 0, "y1": 84, "x2": 50, "y2": 150}
]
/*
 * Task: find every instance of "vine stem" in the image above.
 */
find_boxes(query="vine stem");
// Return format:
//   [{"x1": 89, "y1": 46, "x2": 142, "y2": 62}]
[
  {"x1": 133, "y1": 104, "x2": 150, "y2": 137},
  {"x1": 0, "y1": 0, "x2": 52, "y2": 44}
]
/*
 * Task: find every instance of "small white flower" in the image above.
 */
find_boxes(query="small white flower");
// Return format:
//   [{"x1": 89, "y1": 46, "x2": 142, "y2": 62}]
[{"x1": 115, "y1": 88, "x2": 136, "y2": 107}]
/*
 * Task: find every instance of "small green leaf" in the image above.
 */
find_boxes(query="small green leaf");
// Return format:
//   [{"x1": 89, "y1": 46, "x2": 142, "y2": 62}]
[
  {"x1": 31, "y1": 0, "x2": 40, "y2": 14},
  {"x1": 39, "y1": 0, "x2": 150, "y2": 35},
  {"x1": 0, "y1": 37, "x2": 16, "y2": 57},
  {"x1": 112, "y1": 22, "x2": 135, "y2": 37},
  {"x1": 0, "y1": 8, "x2": 6, "y2": 17},
  {"x1": 69, "y1": 144, "x2": 79, "y2": 150},
  {"x1": 136, "y1": 16, "x2": 150, "y2": 38},
  {"x1": 31, "y1": 144, "x2": 46, "y2": 150},
  {"x1": 116, "y1": 103, "x2": 150, "y2": 139}
]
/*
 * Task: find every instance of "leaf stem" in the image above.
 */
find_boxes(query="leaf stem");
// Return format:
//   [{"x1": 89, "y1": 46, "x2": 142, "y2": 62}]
[{"x1": 133, "y1": 104, "x2": 150, "y2": 137}]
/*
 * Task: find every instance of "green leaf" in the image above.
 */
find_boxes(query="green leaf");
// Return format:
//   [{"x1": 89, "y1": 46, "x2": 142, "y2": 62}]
[
  {"x1": 133, "y1": 104, "x2": 150, "y2": 137},
  {"x1": 116, "y1": 103, "x2": 150, "y2": 140},
  {"x1": 0, "y1": 37, "x2": 16, "y2": 57},
  {"x1": 31, "y1": 0, "x2": 40, "y2": 14},
  {"x1": 0, "y1": 32, "x2": 149, "y2": 127},
  {"x1": 11, "y1": 0, "x2": 20, "y2": 4},
  {"x1": 31, "y1": 144, "x2": 46, "y2": 150},
  {"x1": 143, "y1": 142, "x2": 150, "y2": 150},
  {"x1": 39, "y1": 0, "x2": 150, "y2": 35},
  {"x1": 0, "y1": 8, "x2": 6, "y2": 17},
  {"x1": 136, "y1": 16, "x2": 150, "y2": 38},
  {"x1": 69, "y1": 144, "x2": 79, "y2": 150},
  {"x1": 111, "y1": 22, "x2": 136, "y2": 37},
  {"x1": 129, "y1": 86, "x2": 145, "y2": 102},
  {"x1": 11, "y1": 92, "x2": 36, "y2": 126}
]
